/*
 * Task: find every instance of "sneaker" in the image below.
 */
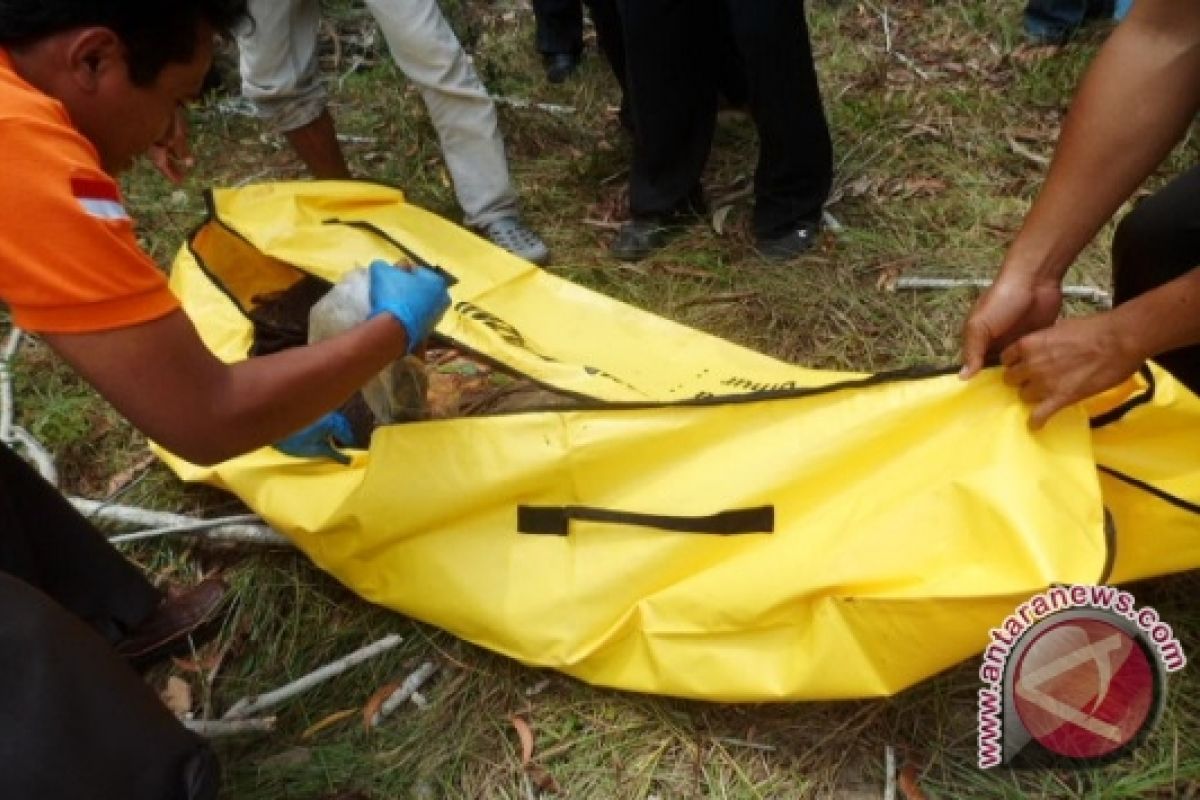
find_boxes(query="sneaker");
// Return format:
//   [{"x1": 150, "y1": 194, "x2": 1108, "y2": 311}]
[
  {"x1": 479, "y1": 217, "x2": 550, "y2": 265},
  {"x1": 756, "y1": 221, "x2": 820, "y2": 261},
  {"x1": 609, "y1": 219, "x2": 686, "y2": 261}
]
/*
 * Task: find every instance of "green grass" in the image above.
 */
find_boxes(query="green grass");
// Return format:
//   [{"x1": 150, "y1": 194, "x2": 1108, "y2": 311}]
[{"x1": 4, "y1": 0, "x2": 1200, "y2": 797}]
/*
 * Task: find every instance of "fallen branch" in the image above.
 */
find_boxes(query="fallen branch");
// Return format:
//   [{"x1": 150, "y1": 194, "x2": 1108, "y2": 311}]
[
  {"x1": 581, "y1": 219, "x2": 623, "y2": 231},
  {"x1": 884, "y1": 744, "x2": 897, "y2": 800},
  {"x1": 713, "y1": 736, "x2": 776, "y2": 752},
  {"x1": 0, "y1": 327, "x2": 58, "y2": 485},
  {"x1": 822, "y1": 210, "x2": 845, "y2": 234},
  {"x1": 71, "y1": 499, "x2": 292, "y2": 546},
  {"x1": 223, "y1": 634, "x2": 404, "y2": 720},
  {"x1": 878, "y1": 6, "x2": 930, "y2": 81},
  {"x1": 184, "y1": 716, "x2": 277, "y2": 737},
  {"x1": 491, "y1": 95, "x2": 576, "y2": 116},
  {"x1": 1008, "y1": 136, "x2": 1051, "y2": 167},
  {"x1": 368, "y1": 661, "x2": 439, "y2": 728},
  {"x1": 892, "y1": 276, "x2": 1110, "y2": 306}
]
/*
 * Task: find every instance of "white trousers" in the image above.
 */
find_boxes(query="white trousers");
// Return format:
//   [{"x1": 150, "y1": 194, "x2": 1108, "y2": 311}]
[{"x1": 238, "y1": 0, "x2": 519, "y2": 226}]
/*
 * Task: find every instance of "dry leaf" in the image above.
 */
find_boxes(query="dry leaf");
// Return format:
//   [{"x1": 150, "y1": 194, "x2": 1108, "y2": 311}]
[
  {"x1": 511, "y1": 715, "x2": 534, "y2": 766},
  {"x1": 361, "y1": 682, "x2": 401, "y2": 731},
  {"x1": 161, "y1": 676, "x2": 193, "y2": 716},
  {"x1": 527, "y1": 763, "x2": 562, "y2": 795},
  {"x1": 302, "y1": 708, "x2": 358, "y2": 740},
  {"x1": 678, "y1": 291, "x2": 758, "y2": 309},
  {"x1": 898, "y1": 764, "x2": 929, "y2": 800},
  {"x1": 104, "y1": 451, "x2": 157, "y2": 497}
]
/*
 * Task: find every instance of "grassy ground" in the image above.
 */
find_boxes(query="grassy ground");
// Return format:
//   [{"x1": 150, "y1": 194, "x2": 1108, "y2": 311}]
[{"x1": 6, "y1": 0, "x2": 1200, "y2": 797}]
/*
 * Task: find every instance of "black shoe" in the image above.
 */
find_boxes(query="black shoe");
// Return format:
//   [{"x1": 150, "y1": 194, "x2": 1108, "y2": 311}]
[
  {"x1": 116, "y1": 576, "x2": 229, "y2": 670},
  {"x1": 544, "y1": 52, "x2": 580, "y2": 84},
  {"x1": 756, "y1": 221, "x2": 821, "y2": 261},
  {"x1": 610, "y1": 219, "x2": 686, "y2": 261}
]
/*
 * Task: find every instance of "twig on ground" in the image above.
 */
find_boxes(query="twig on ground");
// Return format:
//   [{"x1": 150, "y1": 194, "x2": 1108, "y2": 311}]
[
  {"x1": 223, "y1": 634, "x2": 405, "y2": 720},
  {"x1": 1008, "y1": 136, "x2": 1051, "y2": 167},
  {"x1": 891, "y1": 276, "x2": 1111, "y2": 306},
  {"x1": 822, "y1": 210, "x2": 845, "y2": 234},
  {"x1": 582, "y1": 219, "x2": 623, "y2": 231},
  {"x1": 713, "y1": 737, "x2": 776, "y2": 752},
  {"x1": 0, "y1": 327, "x2": 58, "y2": 485},
  {"x1": 71, "y1": 499, "x2": 291, "y2": 546},
  {"x1": 368, "y1": 661, "x2": 439, "y2": 728},
  {"x1": 337, "y1": 56, "x2": 365, "y2": 90},
  {"x1": 884, "y1": 745, "x2": 897, "y2": 800},
  {"x1": 678, "y1": 291, "x2": 759, "y2": 309},
  {"x1": 184, "y1": 716, "x2": 277, "y2": 737},
  {"x1": 108, "y1": 514, "x2": 262, "y2": 543},
  {"x1": 877, "y1": 5, "x2": 930, "y2": 81},
  {"x1": 491, "y1": 96, "x2": 576, "y2": 115}
]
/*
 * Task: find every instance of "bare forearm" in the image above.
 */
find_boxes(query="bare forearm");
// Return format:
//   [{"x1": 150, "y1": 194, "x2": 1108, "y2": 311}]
[
  {"x1": 200, "y1": 314, "x2": 409, "y2": 460},
  {"x1": 1005, "y1": 1, "x2": 1200, "y2": 283},
  {"x1": 47, "y1": 311, "x2": 410, "y2": 465},
  {"x1": 1109, "y1": 266, "x2": 1200, "y2": 362}
]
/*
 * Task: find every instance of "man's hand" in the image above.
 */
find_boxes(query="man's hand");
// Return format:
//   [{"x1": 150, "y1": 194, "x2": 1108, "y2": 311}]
[
  {"x1": 148, "y1": 106, "x2": 194, "y2": 185},
  {"x1": 368, "y1": 259, "x2": 453, "y2": 354},
  {"x1": 1000, "y1": 313, "x2": 1145, "y2": 429},
  {"x1": 960, "y1": 275, "x2": 1063, "y2": 379},
  {"x1": 274, "y1": 411, "x2": 356, "y2": 464}
]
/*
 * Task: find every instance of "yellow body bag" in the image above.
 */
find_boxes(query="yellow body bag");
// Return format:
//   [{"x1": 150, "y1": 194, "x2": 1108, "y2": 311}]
[{"x1": 161, "y1": 182, "x2": 1200, "y2": 700}]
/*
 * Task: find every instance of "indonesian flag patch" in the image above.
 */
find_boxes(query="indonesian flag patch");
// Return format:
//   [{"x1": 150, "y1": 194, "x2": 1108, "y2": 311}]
[{"x1": 71, "y1": 174, "x2": 130, "y2": 221}]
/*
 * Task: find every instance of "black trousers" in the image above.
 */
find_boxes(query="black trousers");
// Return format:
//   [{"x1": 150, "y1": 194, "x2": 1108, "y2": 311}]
[
  {"x1": 532, "y1": 0, "x2": 627, "y2": 92},
  {"x1": 0, "y1": 444, "x2": 218, "y2": 800},
  {"x1": 1112, "y1": 165, "x2": 1200, "y2": 393},
  {"x1": 618, "y1": 0, "x2": 832, "y2": 240}
]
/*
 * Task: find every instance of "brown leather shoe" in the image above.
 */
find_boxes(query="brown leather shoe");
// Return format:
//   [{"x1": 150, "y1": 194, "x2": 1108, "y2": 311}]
[{"x1": 116, "y1": 576, "x2": 229, "y2": 669}]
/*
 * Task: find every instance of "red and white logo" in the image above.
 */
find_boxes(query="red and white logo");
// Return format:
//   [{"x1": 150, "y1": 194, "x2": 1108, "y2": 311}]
[
  {"x1": 71, "y1": 175, "x2": 130, "y2": 221},
  {"x1": 1012, "y1": 617, "x2": 1156, "y2": 760},
  {"x1": 977, "y1": 587, "x2": 1181, "y2": 768}
]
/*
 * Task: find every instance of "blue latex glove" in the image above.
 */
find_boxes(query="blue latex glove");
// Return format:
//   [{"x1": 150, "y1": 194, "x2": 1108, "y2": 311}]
[
  {"x1": 273, "y1": 412, "x2": 355, "y2": 464},
  {"x1": 368, "y1": 259, "x2": 453, "y2": 354}
]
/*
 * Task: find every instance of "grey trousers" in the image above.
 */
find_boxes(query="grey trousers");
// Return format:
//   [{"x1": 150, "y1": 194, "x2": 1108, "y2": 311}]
[{"x1": 238, "y1": 0, "x2": 520, "y2": 226}]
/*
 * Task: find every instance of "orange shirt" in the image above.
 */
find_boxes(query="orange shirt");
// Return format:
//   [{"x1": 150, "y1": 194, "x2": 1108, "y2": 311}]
[{"x1": 0, "y1": 48, "x2": 179, "y2": 333}]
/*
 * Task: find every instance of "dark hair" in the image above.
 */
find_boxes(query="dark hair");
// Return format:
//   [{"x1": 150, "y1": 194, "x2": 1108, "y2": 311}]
[{"x1": 0, "y1": 0, "x2": 249, "y2": 85}]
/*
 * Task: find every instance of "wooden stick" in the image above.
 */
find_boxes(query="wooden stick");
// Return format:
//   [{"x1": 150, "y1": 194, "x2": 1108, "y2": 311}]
[
  {"x1": 70, "y1": 499, "x2": 292, "y2": 546},
  {"x1": 184, "y1": 717, "x2": 277, "y2": 737},
  {"x1": 370, "y1": 661, "x2": 439, "y2": 728},
  {"x1": 884, "y1": 744, "x2": 897, "y2": 800},
  {"x1": 491, "y1": 95, "x2": 576, "y2": 115},
  {"x1": 0, "y1": 327, "x2": 58, "y2": 485},
  {"x1": 892, "y1": 276, "x2": 1110, "y2": 306},
  {"x1": 224, "y1": 634, "x2": 404, "y2": 720}
]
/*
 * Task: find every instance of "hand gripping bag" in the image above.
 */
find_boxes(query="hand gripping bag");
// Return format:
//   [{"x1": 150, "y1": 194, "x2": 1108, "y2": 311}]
[{"x1": 158, "y1": 182, "x2": 1198, "y2": 700}]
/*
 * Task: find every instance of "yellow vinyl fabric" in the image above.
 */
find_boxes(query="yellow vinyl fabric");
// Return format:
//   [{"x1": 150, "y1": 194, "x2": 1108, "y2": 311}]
[
  {"x1": 1088, "y1": 366, "x2": 1200, "y2": 584},
  {"x1": 157, "y1": 181, "x2": 1194, "y2": 701}
]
